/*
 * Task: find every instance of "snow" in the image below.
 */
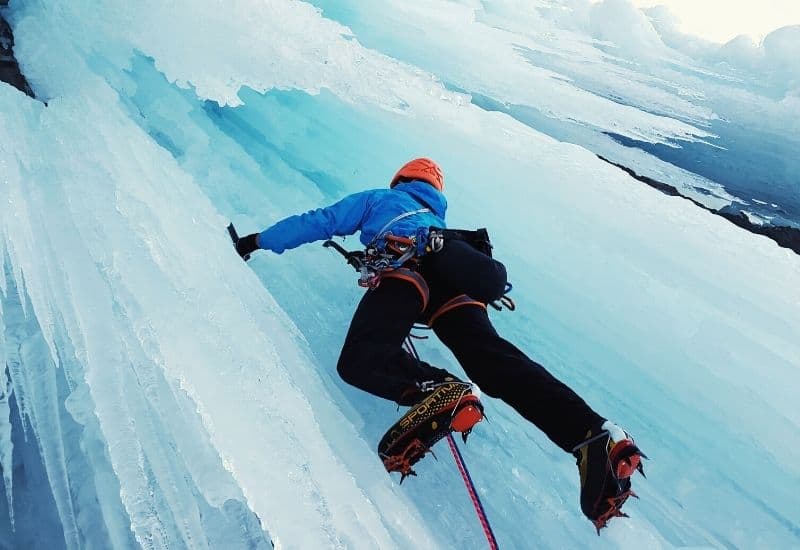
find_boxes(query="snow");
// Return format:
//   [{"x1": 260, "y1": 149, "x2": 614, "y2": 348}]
[
  {"x1": 311, "y1": 0, "x2": 800, "y2": 222},
  {"x1": 587, "y1": 0, "x2": 669, "y2": 57},
  {"x1": 1, "y1": 0, "x2": 799, "y2": 549}
]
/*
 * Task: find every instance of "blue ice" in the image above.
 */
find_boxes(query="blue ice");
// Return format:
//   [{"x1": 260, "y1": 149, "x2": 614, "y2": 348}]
[{"x1": 1, "y1": 1, "x2": 798, "y2": 548}]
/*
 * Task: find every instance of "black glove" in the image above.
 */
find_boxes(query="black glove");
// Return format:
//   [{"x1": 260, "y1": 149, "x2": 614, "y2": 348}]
[{"x1": 235, "y1": 233, "x2": 260, "y2": 261}]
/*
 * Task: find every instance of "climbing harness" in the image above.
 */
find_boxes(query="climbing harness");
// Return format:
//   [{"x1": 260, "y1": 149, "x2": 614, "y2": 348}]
[
  {"x1": 323, "y1": 207, "x2": 432, "y2": 288},
  {"x1": 324, "y1": 224, "x2": 515, "y2": 314},
  {"x1": 323, "y1": 236, "x2": 424, "y2": 289}
]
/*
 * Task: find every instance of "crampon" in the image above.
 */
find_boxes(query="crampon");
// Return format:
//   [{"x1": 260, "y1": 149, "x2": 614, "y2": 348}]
[
  {"x1": 574, "y1": 422, "x2": 647, "y2": 533},
  {"x1": 378, "y1": 383, "x2": 484, "y2": 482},
  {"x1": 592, "y1": 439, "x2": 647, "y2": 532}
]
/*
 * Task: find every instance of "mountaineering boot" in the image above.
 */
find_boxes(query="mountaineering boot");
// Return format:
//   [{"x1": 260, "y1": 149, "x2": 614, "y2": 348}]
[
  {"x1": 379, "y1": 380, "x2": 484, "y2": 482},
  {"x1": 396, "y1": 369, "x2": 463, "y2": 407},
  {"x1": 573, "y1": 420, "x2": 647, "y2": 533}
]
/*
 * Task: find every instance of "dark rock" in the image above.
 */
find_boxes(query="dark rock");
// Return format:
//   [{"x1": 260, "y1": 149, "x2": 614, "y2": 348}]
[
  {"x1": 1, "y1": 10, "x2": 35, "y2": 98},
  {"x1": 597, "y1": 155, "x2": 800, "y2": 255}
]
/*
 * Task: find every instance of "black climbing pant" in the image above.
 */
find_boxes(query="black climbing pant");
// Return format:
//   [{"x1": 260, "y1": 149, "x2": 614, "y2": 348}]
[{"x1": 336, "y1": 238, "x2": 603, "y2": 452}]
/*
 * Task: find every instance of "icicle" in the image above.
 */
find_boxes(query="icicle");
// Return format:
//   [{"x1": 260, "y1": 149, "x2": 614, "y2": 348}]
[{"x1": 0, "y1": 299, "x2": 14, "y2": 529}]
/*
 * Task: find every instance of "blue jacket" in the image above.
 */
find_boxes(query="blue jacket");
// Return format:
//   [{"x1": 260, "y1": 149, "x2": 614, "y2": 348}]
[{"x1": 257, "y1": 180, "x2": 447, "y2": 254}]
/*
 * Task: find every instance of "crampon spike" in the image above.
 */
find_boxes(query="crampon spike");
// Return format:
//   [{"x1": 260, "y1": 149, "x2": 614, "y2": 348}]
[
  {"x1": 593, "y1": 490, "x2": 635, "y2": 533},
  {"x1": 382, "y1": 439, "x2": 429, "y2": 481},
  {"x1": 399, "y1": 470, "x2": 417, "y2": 484}
]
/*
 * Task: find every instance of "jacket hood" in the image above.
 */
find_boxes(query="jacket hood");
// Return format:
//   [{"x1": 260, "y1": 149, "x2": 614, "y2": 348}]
[{"x1": 392, "y1": 180, "x2": 447, "y2": 219}]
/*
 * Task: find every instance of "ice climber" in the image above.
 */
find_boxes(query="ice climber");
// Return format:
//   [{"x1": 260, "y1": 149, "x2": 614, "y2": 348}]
[{"x1": 232, "y1": 158, "x2": 646, "y2": 530}]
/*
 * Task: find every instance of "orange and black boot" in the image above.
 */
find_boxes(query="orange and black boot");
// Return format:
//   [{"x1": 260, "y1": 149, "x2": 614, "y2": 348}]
[
  {"x1": 378, "y1": 381, "x2": 484, "y2": 482},
  {"x1": 574, "y1": 420, "x2": 647, "y2": 533}
]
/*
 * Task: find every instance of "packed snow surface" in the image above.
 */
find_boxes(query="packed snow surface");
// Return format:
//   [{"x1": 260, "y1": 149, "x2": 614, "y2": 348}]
[{"x1": 1, "y1": 1, "x2": 798, "y2": 548}]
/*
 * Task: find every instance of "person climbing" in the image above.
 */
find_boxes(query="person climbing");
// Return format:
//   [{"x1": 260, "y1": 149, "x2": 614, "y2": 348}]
[{"x1": 232, "y1": 158, "x2": 645, "y2": 530}]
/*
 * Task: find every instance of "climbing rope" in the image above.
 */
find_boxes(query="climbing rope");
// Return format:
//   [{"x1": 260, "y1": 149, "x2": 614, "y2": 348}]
[
  {"x1": 446, "y1": 433, "x2": 499, "y2": 550},
  {"x1": 403, "y1": 336, "x2": 498, "y2": 550}
]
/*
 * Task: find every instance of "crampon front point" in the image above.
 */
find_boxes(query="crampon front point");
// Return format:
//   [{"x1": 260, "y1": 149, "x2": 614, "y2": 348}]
[
  {"x1": 593, "y1": 439, "x2": 647, "y2": 532},
  {"x1": 379, "y1": 387, "x2": 484, "y2": 482}
]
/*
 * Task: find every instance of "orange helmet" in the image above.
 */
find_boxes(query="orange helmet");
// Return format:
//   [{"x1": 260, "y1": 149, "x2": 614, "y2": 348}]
[{"x1": 389, "y1": 158, "x2": 444, "y2": 192}]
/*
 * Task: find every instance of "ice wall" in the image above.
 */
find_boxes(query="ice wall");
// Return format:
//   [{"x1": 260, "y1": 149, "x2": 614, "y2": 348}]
[
  {"x1": 311, "y1": 0, "x2": 800, "y2": 227},
  {"x1": 2, "y1": 0, "x2": 799, "y2": 549},
  {"x1": 0, "y1": 3, "x2": 444, "y2": 544}
]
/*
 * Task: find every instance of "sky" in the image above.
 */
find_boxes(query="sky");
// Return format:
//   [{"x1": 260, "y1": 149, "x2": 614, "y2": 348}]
[{"x1": 630, "y1": 0, "x2": 800, "y2": 43}]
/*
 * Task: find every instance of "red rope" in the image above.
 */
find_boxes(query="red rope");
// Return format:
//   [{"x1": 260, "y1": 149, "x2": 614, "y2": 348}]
[
  {"x1": 404, "y1": 337, "x2": 498, "y2": 548},
  {"x1": 446, "y1": 434, "x2": 499, "y2": 549}
]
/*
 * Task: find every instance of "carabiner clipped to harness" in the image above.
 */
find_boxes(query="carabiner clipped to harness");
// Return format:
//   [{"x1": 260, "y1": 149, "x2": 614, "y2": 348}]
[
  {"x1": 489, "y1": 282, "x2": 515, "y2": 312},
  {"x1": 426, "y1": 229, "x2": 445, "y2": 253},
  {"x1": 324, "y1": 238, "x2": 416, "y2": 289},
  {"x1": 380, "y1": 234, "x2": 419, "y2": 268}
]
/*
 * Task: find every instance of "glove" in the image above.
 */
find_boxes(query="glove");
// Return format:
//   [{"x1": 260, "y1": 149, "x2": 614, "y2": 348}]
[{"x1": 235, "y1": 233, "x2": 260, "y2": 261}]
